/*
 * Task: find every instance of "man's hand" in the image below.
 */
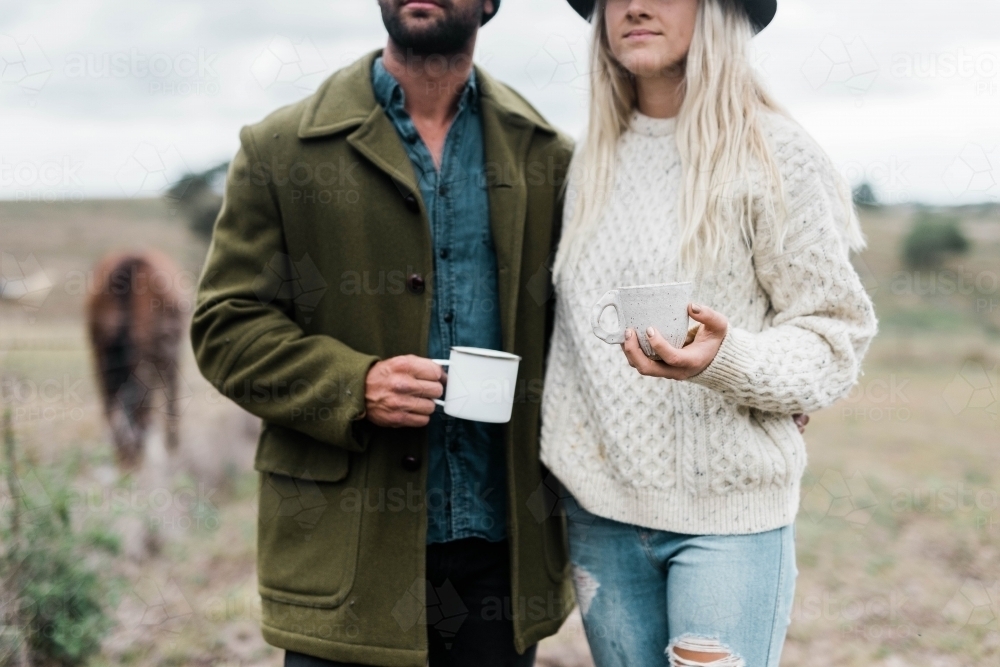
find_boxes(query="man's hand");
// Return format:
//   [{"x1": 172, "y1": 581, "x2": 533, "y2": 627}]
[
  {"x1": 364, "y1": 355, "x2": 446, "y2": 428},
  {"x1": 621, "y1": 303, "x2": 728, "y2": 380}
]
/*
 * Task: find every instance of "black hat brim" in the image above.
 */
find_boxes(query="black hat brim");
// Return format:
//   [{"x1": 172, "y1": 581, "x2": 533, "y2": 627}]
[
  {"x1": 567, "y1": 0, "x2": 776, "y2": 33},
  {"x1": 482, "y1": 0, "x2": 500, "y2": 24}
]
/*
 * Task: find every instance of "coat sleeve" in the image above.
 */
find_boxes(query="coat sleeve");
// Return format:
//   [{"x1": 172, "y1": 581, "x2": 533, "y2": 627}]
[
  {"x1": 688, "y1": 143, "x2": 878, "y2": 415},
  {"x1": 190, "y1": 126, "x2": 379, "y2": 452}
]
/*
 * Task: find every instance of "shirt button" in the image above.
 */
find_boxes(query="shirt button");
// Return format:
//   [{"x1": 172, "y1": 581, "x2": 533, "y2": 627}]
[
  {"x1": 439, "y1": 248, "x2": 450, "y2": 259},
  {"x1": 406, "y1": 273, "x2": 425, "y2": 294},
  {"x1": 443, "y1": 310, "x2": 454, "y2": 323},
  {"x1": 438, "y1": 184, "x2": 448, "y2": 197},
  {"x1": 448, "y1": 440, "x2": 459, "y2": 453},
  {"x1": 401, "y1": 455, "x2": 421, "y2": 472},
  {"x1": 403, "y1": 193, "x2": 420, "y2": 213}
]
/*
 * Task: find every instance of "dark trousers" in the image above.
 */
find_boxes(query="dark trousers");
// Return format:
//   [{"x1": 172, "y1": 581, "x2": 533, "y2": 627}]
[{"x1": 285, "y1": 538, "x2": 536, "y2": 667}]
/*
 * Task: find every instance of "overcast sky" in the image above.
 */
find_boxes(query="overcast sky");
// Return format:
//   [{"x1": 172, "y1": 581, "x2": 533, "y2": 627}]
[{"x1": 2, "y1": 0, "x2": 999, "y2": 205}]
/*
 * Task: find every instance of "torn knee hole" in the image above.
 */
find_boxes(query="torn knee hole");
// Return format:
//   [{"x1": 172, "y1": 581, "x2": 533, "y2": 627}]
[
  {"x1": 571, "y1": 565, "x2": 600, "y2": 616},
  {"x1": 668, "y1": 636, "x2": 744, "y2": 667}
]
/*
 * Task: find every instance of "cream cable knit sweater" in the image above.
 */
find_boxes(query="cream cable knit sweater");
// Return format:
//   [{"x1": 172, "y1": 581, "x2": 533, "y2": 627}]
[{"x1": 539, "y1": 110, "x2": 878, "y2": 535}]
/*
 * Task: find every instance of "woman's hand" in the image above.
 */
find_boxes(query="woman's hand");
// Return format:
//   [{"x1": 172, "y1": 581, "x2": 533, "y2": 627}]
[
  {"x1": 620, "y1": 305, "x2": 812, "y2": 432},
  {"x1": 620, "y1": 303, "x2": 728, "y2": 380}
]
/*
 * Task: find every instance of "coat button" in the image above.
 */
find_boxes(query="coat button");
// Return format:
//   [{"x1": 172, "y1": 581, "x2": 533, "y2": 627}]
[
  {"x1": 403, "y1": 193, "x2": 419, "y2": 213},
  {"x1": 401, "y1": 455, "x2": 421, "y2": 471},
  {"x1": 443, "y1": 310, "x2": 454, "y2": 323},
  {"x1": 406, "y1": 273, "x2": 425, "y2": 294}
]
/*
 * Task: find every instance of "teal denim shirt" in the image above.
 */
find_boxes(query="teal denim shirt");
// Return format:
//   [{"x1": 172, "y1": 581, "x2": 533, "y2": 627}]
[{"x1": 371, "y1": 57, "x2": 507, "y2": 544}]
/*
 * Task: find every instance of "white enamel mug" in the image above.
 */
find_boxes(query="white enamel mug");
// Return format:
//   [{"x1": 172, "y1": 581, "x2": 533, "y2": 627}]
[
  {"x1": 431, "y1": 346, "x2": 521, "y2": 423},
  {"x1": 590, "y1": 281, "x2": 694, "y2": 360}
]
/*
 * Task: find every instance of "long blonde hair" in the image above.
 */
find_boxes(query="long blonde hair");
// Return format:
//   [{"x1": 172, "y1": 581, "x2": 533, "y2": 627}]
[{"x1": 553, "y1": 0, "x2": 865, "y2": 282}]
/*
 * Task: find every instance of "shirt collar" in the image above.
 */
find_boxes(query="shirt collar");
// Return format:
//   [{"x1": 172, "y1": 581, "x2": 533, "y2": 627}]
[{"x1": 371, "y1": 55, "x2": 479, "y2": 116}]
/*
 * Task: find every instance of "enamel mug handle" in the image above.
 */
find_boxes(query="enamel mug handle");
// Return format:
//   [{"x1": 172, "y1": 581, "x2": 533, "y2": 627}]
[
  {"x1": 431, "y1": 359, "x2": 450, "y2": 407},
  {"x1": 591, "y1": 290, "x2": 625, "y2": 344}
]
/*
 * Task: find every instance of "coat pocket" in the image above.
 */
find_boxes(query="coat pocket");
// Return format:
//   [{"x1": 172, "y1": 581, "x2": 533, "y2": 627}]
[
  {"x1": 255, "y1": 424, "x2": 364, "y2": 608},
  {"x1": 254, "y1": 421, "x2": 356, "y2": 482}
]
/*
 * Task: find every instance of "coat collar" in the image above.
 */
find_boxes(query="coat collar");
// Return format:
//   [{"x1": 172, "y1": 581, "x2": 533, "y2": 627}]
[
  {"x1": 297, "y1": 49, "x2": 556, "y2": 140},
  {"x1": 296, "y1": 49, "x2": 545, "y2": 355}
]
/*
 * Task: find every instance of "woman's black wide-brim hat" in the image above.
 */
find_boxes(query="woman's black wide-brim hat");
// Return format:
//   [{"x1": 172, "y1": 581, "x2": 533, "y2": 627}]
[
  {"x1": 565, "y1": 0, "x2": 777, "y2": 33},
  {"x1": 483, "y1": 0, "x2": 500, "y2": 24}
]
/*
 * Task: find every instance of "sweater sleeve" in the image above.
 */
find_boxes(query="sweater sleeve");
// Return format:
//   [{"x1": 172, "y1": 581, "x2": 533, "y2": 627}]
[{"x1": 688, "y1": 132, "x2": 878, "y2": 414}]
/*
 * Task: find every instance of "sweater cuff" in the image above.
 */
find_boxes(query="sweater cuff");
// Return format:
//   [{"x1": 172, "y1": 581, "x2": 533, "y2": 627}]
[{"x1": 688, "y1": 326, "x2": 756, "y2": 395}]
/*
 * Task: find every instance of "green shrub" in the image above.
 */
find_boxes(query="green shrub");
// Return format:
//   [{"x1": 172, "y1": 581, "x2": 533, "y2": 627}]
[
  {"x1": 1, "y1": 436, "x2": 119, "y2": 666},
  {"x1": 5, "y1": 515, "x2": 116, "y2": 666},
  {"x1": 852, "y1": 181, "x2": 878, "y2": 208},
  {"x1": 902, "y1": 213, "x2": 970, "y2": 269}
]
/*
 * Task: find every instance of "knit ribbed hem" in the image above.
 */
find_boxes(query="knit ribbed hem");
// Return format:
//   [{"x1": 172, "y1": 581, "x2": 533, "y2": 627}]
[
  {"x1": 543, "y1": 456, "x2": 800, "y2": 536},
  {"x1": 688, "y1": 326, "x2": 757, "y2": 396}
]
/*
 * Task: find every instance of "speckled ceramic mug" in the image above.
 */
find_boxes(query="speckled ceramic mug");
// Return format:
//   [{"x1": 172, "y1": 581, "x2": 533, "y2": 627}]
[{"x1": 590, "y1": 282, "x2": 694, "y2": 360}]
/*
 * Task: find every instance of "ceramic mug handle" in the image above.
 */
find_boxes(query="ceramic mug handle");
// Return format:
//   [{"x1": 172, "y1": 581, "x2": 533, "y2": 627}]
[
  {"x1": 591, "y1": 290, "x2": 625, "y2": 344},
  {"x1": 431, "y1": 359, "x2": 450, "y2": 407}
]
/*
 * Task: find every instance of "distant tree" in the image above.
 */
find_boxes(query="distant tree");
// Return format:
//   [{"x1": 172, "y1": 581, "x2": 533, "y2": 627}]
[
  {"x1": 852, "y1": 181, "x2": 878, "y2": 208},
  {"x1": 902, "y1": 212, "x2": 970, "y2": 270},
  {"x1": 167, "y1": 162, "x2": 229, "y2": 240}
]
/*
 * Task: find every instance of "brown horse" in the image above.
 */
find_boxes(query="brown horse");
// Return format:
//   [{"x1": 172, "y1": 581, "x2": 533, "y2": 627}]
[{"x1": 85, "y1": 249, "x2": 185, "y2": 470}]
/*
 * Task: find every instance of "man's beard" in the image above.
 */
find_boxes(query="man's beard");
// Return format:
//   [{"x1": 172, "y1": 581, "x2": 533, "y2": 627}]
[{"x1": 380, "y1": 0, "x2": 483, "y2": 56}]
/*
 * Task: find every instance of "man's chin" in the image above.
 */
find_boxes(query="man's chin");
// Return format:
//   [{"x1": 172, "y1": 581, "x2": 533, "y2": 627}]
[
  {"x1": 394, "y1": 29, "x2": 470, "y2": 56},
  {"x1": 397, "y1": 17, "x2": 447, "y2": 36},
  {"x1": 383, "y1": 3, "x2": 478, "y2": 57}
]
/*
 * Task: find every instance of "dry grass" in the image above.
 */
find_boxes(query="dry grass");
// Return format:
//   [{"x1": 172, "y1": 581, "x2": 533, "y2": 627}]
[{"x1": 1, "y1": 199, "x2": 998, "y2": 666}]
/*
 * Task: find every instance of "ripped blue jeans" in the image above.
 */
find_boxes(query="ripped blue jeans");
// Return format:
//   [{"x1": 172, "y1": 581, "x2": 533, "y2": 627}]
[{"x1": 565, "y1": 495, "x2": 797, "y2": 667}]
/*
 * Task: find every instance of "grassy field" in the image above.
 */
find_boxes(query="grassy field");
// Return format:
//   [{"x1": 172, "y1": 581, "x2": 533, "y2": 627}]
[{"x1": 0, "y1": 199, "x2": 998, "y2": 666}]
